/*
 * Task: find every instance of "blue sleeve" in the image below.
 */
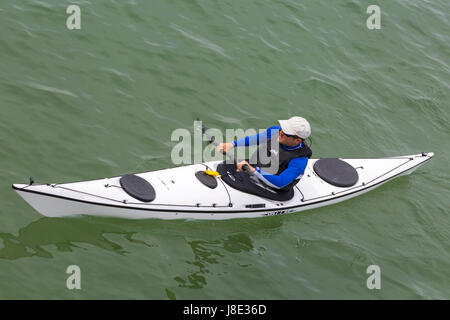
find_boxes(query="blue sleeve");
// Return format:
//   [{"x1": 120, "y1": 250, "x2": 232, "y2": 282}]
[
  {"x1": 233, "y1": 126, "x2": 280, "y2": 147},
  {"x1": 254, "y1": 157, "x2": 308, "y2": 189}
]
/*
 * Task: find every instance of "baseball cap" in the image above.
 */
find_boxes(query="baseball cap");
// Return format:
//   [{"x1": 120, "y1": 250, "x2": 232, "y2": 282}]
[{"x1": 278, "y1": 116, "x2": 311, "y2": 139}]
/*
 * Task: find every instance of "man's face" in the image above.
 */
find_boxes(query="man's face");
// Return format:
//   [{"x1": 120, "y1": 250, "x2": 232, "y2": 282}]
[{"x1": 278, "y1": 130, "x2": 302, "y2": 147}]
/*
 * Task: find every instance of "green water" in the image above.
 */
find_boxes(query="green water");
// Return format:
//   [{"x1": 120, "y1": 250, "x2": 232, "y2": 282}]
[{"x1": 1, "y1": 0, "x2": 449, "y2": 299}]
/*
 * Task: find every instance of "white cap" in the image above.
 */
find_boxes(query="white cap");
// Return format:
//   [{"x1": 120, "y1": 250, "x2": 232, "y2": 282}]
[{"x1": 278, "y1": 116, "x2": 311, "y2": 139}]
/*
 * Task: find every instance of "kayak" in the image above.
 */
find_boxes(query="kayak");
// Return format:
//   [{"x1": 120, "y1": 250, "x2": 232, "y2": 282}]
[{"x1": 12, "y1": 152, "x2": 434, "y2": 220}]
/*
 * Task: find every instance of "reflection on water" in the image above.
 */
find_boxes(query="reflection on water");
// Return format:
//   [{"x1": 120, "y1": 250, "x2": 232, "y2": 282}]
[
  {"x1": 0, "y1": 216, "x2": 283, "y2": 262},
  {"x1": 0, "y1": 215, "x2": 284, "y2": 296},
  {"x1": 174, "y1": 233, "x2": 262, "y2": 289},
  {"x1": 0, "y1": 217, "x2": 153, "y2": 260}
]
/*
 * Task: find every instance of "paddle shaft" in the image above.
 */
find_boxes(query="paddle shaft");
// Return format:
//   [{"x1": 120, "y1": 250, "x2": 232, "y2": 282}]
[{"x1": 197, "y1": 119, "x2": 252, "y2": 174}]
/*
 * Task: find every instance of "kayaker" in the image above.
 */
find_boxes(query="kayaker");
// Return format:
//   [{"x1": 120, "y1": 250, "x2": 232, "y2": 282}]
[{"x1": 216, "y1": 116, "x2": 312, "y2": 191}]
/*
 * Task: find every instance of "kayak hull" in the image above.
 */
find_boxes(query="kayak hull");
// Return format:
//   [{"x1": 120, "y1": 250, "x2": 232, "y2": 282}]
[{"x1": 13, "y1": 152, "x2": 434, "y2": 220}]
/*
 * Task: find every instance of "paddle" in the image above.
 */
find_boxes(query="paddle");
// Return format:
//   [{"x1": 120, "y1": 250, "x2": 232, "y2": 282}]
[{"x1": 195, "y1": 118, "x2": 252, "y2": 174}]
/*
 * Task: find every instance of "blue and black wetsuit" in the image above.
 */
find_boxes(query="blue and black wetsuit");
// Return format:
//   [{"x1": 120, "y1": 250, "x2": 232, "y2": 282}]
[{"x1": 233, "y1": 126, "x2": 312, "y2": 190}]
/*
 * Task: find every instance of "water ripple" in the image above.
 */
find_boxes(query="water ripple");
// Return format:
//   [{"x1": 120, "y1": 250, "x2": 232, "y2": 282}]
[
  {"x1": 171, "y1": 23, "x2": 230, "y2": 59},
  {"x1": 25, "y1": 82, "x2": 77, "y2": 98}
]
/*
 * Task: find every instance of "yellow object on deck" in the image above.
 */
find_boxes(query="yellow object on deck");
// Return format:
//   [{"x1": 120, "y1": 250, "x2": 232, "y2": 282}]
[{"x1": 204, "y1": 170, "x2": 220, "y2": 176}]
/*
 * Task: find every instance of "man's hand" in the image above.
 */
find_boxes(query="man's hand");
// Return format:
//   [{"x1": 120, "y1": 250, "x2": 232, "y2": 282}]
[
  {"x1": 236, "y1": 160, "x2": 255, "y2": 173},
  {"x1": 216, "y1": 142, "x2": 234, "y2": 154}
]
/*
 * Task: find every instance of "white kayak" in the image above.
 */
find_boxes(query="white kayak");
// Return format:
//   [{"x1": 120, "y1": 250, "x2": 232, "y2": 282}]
[{"x1": 12, "y1": 152, "x2": 434, "y2": 220}]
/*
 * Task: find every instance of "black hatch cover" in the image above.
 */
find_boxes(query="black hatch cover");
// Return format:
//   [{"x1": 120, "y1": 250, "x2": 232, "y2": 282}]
[
  {"x1": 313, "y1": 158, "x2": 358, "y2": 187},
  {"x1": 195, "y1": 171, "x2": 218, "y2": 189},
  {"x1": 119, "y1": 174, "x2": 156, "y2": 202}
]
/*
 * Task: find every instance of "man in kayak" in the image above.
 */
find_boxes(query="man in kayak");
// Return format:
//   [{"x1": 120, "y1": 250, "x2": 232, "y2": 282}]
[{"x1": 216, "y1": 116, "x2": 312, "y2": 191}]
